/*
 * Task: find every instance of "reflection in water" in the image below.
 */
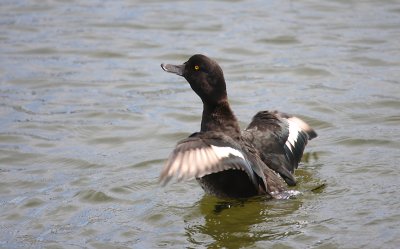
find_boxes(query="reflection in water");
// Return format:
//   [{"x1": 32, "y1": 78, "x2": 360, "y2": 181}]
[
  {"x1": 185, "y1": 195, "x2": 303, "y2": 248},
  {"x1": 183, "y1": 160, "x2": 326, "y2": 248},
  {"x1": 301, "y1": 151, "x2": 320, "y2": 164}
]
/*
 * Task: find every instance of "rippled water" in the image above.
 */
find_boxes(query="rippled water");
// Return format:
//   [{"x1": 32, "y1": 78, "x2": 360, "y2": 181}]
[{"x1": 1, "y1": 0, "x2": 400, "y2": 248}]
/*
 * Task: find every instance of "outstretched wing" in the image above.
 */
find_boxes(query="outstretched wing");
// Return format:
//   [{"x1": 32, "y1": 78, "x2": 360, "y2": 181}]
[
  {"x1": 159, "y1": 132, "x2": 257, "y2": 186},
  {"x1": 244, "y1": 111, "x2": 317, "y2": 186}
]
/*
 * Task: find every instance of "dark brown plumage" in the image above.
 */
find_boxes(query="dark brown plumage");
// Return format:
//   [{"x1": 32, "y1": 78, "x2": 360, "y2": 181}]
[{"x1": 160, "y1": 54, "x2": 317, "y2": 199}]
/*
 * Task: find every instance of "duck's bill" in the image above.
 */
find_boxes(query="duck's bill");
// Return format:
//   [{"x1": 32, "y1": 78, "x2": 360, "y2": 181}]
[{"x1": 161, "y1": 63, "x2": 184, "y2": 76}]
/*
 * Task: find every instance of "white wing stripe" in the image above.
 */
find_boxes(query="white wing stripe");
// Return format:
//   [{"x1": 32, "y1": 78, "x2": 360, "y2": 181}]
[
  {"x1": 286, "y1": 120, "x2": 302, "y2": 150},
  {"x1": 210, "y1": 145, "x2": 246, "y2": 160}
]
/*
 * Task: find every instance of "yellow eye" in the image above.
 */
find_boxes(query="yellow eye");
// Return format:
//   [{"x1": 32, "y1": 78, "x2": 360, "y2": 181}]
[{"x1": 194, "y1": 65, "x2": 200, "y2": 71}]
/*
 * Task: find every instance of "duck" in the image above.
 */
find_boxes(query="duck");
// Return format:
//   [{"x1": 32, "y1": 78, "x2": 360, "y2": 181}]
[{"x1": 160, "y1": 54, "x2": 317, "y2": 199}]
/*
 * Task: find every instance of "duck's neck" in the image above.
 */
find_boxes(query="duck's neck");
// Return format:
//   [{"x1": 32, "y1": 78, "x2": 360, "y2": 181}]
[{"x1": 201, "y1": 100, "x2": 241, "y2": 139}]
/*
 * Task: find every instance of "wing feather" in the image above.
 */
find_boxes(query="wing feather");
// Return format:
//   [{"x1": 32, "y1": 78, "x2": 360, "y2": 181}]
[
  {"x1": 243, "y1": 110, "x2": 317, "y2": 186},
  {"x1": 159, "y1": 135, "x2": 254, "y2": 185}
]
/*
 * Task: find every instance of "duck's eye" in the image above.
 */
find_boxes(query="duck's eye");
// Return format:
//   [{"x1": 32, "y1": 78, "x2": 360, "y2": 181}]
[{"x1": 194, "y1": 65, "x2": 200, "y2": 71}]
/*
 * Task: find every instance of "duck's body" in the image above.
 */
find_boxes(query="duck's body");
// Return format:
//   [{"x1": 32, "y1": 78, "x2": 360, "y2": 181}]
[{"x1": 160, "y1": 54, "x2": 317, "y2": 199}]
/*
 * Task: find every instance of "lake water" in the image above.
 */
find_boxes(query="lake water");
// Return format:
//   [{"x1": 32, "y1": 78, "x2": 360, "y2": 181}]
[{"x1": 1, "y1": 0, "x2": 400, "y2": 248}]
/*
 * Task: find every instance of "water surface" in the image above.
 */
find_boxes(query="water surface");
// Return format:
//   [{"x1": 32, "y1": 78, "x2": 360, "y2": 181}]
[{"x1": 1, "y1": 0, "x2": 400, "y2": 248}]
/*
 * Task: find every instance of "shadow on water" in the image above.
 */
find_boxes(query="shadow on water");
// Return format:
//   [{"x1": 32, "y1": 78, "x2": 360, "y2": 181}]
[
  {"x1": 184, "y1": 195, "x2": 303, "y2": 248},
  {"x1": 181, "y1": 152, "x2": 325, "y2": 248}
]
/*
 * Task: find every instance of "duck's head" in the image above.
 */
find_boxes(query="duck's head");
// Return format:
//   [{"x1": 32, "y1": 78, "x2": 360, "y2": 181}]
[{"x1": 161, "y1": 54, "x2": 227, "y2": 105}]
